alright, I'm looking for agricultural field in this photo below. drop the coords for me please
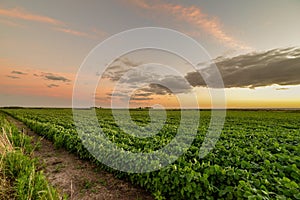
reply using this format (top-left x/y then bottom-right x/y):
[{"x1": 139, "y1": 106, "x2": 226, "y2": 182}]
[
  {"x1": 1, "y1": 108, "x2": 299, "y2": 199},
  {"x1": 0, "y1": 112, "x2": 61, "y2": 199}
]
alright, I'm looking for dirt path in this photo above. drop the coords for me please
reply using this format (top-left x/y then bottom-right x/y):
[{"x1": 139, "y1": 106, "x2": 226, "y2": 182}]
[{"x1": 6, "y1": 116, "x2": 154, "y2": 200}]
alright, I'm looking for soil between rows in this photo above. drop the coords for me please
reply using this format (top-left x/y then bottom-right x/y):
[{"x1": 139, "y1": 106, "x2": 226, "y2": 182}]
[{"x1": 6, "y1": 115, "x2": 154, "y2": 200}]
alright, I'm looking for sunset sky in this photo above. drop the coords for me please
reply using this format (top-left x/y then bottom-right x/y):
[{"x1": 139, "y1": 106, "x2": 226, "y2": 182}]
[{"x1": 1, "y1": 0, "x2": 300, "y2": 108}]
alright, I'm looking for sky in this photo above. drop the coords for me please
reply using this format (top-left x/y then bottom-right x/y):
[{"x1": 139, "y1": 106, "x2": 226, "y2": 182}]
[{"x1": 1, "y1": 0, "x2": 300, "y2": 108}]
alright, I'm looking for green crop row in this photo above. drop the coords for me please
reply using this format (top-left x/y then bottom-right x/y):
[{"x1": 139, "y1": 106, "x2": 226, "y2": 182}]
[
  {"x1": 2, "y1": 108, "x2": 300, "y2": 199},
  {"x1": 0, "y1": 112, "x2": 61, "y2": 200}
]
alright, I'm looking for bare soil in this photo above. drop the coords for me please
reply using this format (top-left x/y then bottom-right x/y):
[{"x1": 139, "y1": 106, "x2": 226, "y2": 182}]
[{"x1": 7, "y1": 116, "x2": 154, "y2": 200}]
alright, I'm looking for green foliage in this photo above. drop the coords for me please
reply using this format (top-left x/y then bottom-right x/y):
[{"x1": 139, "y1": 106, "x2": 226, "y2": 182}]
[
  {"x1": 4, "y1": 152, "x2": 59, "y2": 200},
  {"x1": 2, "y1": 108, "x2": 300, "y2": 199},
  {"x1": 0, "y1": 112, "x2": 61, "y2": 200}
]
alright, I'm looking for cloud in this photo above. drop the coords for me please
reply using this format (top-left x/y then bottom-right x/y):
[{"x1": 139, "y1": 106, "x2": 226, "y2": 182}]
[
  {"x1": 275, "y1": 88, "x2": 289, "y2": 91},
  {"x1": 130, "y1": 97, "x2": 153, "y2": 101},
  {"x1": 119, "y1": 70, "x2": 161, "y2": 84},
  {"x1": 133, "y1": 92, "x2": 153, "y2": 97},
  {"x1": 140, "y1": 83, "x2": 172, "y2": 95},
  {"x1": 159, "y1": 75, "x2": 192, "y2": 93},
  {"x1": 47, "y1": 84, "x2": 59, "y2": 88},
  {"x1": 54, "y1": 27, "x2": 106, "y2": 39},
  {"x1": 127, "y1": 0, "x2": 251, "y2": 50},
  {"x1": 6, "y1": 75, "x2": 20, "y2": 79},
  {"x1": 105, "y1": 91, "x2": 154, "y2": 101},
  {"x1": 54, "y1": 28, "x2": 91, "y2": 37},
  {"x1": 107, "y1": 92, "x2": 128, "y2": 97},
  {"x1": 104, "y1": 75, "x2": 191, "y2": 102},
  {"x1": 0, "y1": 6, "x2": 106, "y2": 39},
  {"x1": 185, "y1": 47, "x2": 300, "y2": 88},
  {"x1": 0, "y1": 7, "x2": 64, "y2": 25},
  {"x1": 11, "y1": 70, "x2": 27, "y2": 75},
  {"x1": 126, "y1": 75, "x2": 192, "y2": 95},
  {"x1": 102, "y1": 47, "x2": 300, "y2": 98},
  {"x1": 104, "y1": 57, "x2": 192, "y2": 97},
  {"x1": 119, "y1": 57, "x2": 142, "y2": 67},
  {"x1": 43, "y1": 73, "x2": 71, "y2": 82},
  {"x1": 102, "y1": 57, "x2": 142, "y2": 81},
  {"x1": 107, "y1": 91, "x2": 154, "y2": 101},
  {"x1": 103, "y1": 67, "x2": 128, "y2": 81}
]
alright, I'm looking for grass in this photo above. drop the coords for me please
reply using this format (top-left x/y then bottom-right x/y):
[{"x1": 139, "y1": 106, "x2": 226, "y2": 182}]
[
  {"x1": 97, "y1": 178, "x2": 107, "y2": 186},
  {"x1": 0, "y1": 128, "x2": 14, "y2": 199},
  {"x1": 53, "y1": 163, "x2": 65, "y2": 173},
  {"x1": 0, "y1": 113, "x2": 62, "y2": 200},
  {"x1": 83, "y1": 180, "x2": 94, "y2": 189}
]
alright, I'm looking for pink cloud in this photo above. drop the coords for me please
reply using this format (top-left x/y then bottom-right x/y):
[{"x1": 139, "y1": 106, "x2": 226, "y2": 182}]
[
  {"x1": 0, "y1": 6, "x2": 107, "y2": 39},
  {"x1": 54, "y1": 27, "x2": 107, "y2": 39},
  {"x1": 54, "y1": 27, "x2": 92, "y2": 38},
  {"x1": 127, "y1": 0, "x2": 252, "y2": 50},
  {"x1": 0, "y1": 7, "x2": 64, "y2": 25}
]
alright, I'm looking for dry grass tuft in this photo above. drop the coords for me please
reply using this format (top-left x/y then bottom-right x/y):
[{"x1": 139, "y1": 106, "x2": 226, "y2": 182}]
[
  {"x1": 0, "y1": 127, "x2": 14, "y2": 155},
  {"x1": 0, "y1": 128, "x2": 15, "y2": 199}
]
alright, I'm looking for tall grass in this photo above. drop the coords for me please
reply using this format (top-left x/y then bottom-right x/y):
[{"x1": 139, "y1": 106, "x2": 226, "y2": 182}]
[
  {"x1": 0, "y1": 114, "x2": 62, "y2": 200},
  {"x1": 0, "y1": 127, "x2": 14, "y2": 199}
]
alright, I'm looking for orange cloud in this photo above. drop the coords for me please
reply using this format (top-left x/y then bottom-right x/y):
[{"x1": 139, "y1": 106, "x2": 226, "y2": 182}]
[
  {"x1": 127, "y1": 0, "x2": 252, "y2": 50},
  {"x1": 54, "y1": 27, "x2": 92, "y2": 38},
  {"x1": 54, "y1": 27, "x2": 107, "y2": 39},
  {"x1": 127, "y1": 0, "x2": 151, "y2": 9},
  {"x1": 0, "y1": 6, "x2": 107, "y2": 39},
  {"x1": 0, "y1": 7, "x2": 64, "y2": 25}
]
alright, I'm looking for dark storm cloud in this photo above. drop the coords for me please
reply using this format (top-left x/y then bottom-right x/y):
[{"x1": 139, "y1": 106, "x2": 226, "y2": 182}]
[
  {"x1": 11, "y1": 70, "x2": 27, "y2": 75},
  {"x1": 44, "y1": 73, "x2": 71, "y2": 82},
  {"x1": 186, "y1": 47, "x2": 300, "y2": 88}
]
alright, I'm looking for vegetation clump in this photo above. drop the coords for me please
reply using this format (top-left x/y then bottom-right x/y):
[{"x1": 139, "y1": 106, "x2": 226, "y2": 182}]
[{"x1": 0, "y1": 113, "x2": 61, "y2": 200}]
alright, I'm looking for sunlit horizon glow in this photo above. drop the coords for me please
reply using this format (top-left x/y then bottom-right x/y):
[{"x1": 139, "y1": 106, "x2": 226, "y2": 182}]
[{"x1": 1, "y1": 0, "x2": 299, "y2": 108}]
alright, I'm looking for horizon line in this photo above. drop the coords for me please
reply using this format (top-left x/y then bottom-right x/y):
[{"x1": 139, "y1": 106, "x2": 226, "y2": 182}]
[{"x1": 1, "y1": 106, "x2": 300, "y2": 111}]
